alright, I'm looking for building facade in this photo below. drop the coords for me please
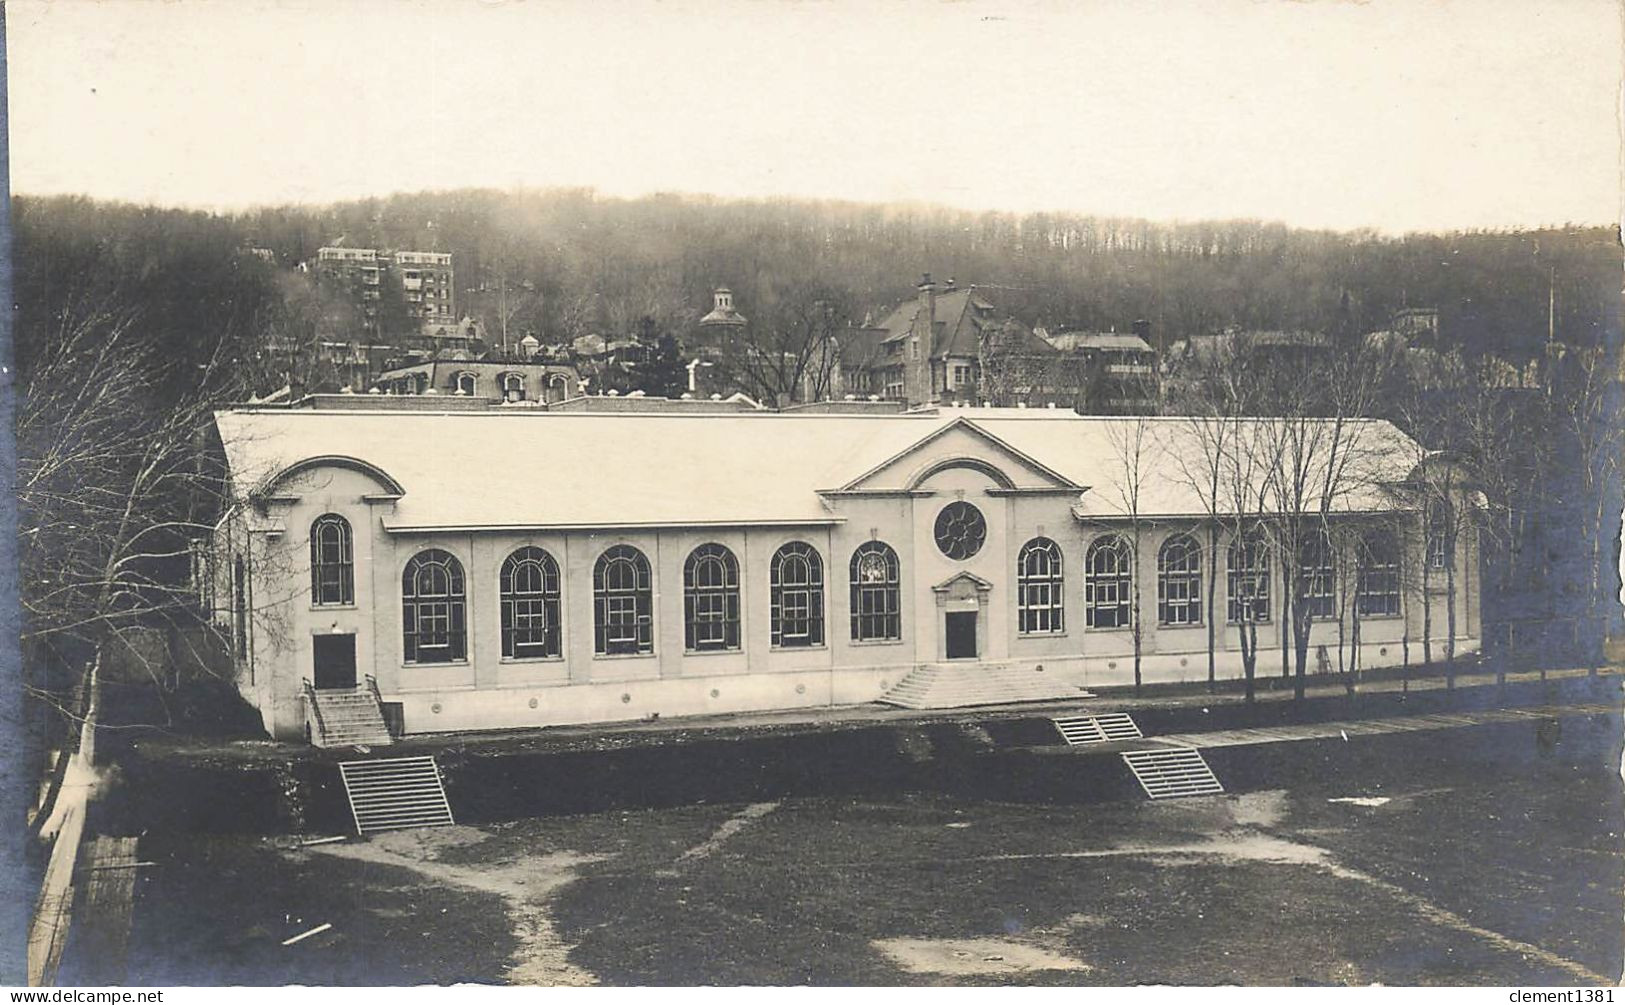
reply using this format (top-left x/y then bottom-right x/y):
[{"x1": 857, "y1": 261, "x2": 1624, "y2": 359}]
[
  {"x1": 372, "y1": 358, "x2": 580, "y2": 403},
  {"x1": 211, "y1": 407, "x2": 1481, "y2": 741},
  {"x1": 394, "y1": 251, "x2": 456, "y2": 326},
  {"x1": 315, "y1": 246, "x2": 456, "y2": 335}
]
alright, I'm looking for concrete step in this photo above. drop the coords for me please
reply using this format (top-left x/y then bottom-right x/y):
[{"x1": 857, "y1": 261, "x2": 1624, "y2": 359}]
[
  {"x1": 311, "y1": 688, "x2": 393, "y2": 749},
  {"x1": 879, "y1": 663, "x2": 1087, "y2": 709}
]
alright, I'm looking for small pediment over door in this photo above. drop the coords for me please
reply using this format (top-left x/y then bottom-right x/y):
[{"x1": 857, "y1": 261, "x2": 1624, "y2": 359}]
[{"x1": 931, "y1": 570, "x2": 994, "y2": 601}]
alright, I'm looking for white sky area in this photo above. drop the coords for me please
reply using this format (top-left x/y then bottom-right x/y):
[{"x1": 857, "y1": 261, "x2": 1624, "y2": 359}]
[{"x1": 7, "y1": 0, "x2": 1623, "y2": 233}]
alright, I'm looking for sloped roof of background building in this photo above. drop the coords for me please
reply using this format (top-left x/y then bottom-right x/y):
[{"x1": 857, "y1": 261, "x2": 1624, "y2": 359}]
[
  {"x1": 214, "y1": 408, "x2": 1423, "y2": 531},
  {"x1": 1044, "y1": 332, "x2": 1154, "y2": 353},
  {"x1": 870, "y1": 288, "x2": 1056, "y2": 360},
  {"x1": 871, "y1": 288, "x2": 991, "y2": 356}
]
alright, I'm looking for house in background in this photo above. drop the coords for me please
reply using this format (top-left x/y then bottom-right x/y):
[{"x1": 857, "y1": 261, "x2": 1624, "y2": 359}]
[
  {"x1": 1037, "y1": 325, "x2": 1160, "y2": 414},
  {"x1": 845, "y1": 276, "x2": 1160, "y2": 412},
  {"x1": 854, "y1": 276, "x2": 1047, "y2": 405}
]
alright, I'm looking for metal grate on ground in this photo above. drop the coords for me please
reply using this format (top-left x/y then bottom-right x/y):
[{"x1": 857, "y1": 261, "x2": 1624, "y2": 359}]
[
  {"x1": 1121, "y1": 747, "x2": 1225, "y2": 799},
  {"x1": 338, "y1": 756, "x2": 455, "y2": 835},
  {"x1": 1053, "y1": 712, "x2": 1143, "y2": 745}
]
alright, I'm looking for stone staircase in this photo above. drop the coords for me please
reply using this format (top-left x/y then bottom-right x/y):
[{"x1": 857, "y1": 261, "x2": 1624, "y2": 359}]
[
  {"x1": 879, "y1": 662, "x2": 1092, "y2": 710},
  {"x1": 306, "y1": 681, "x2": 393, "y2": 749}
]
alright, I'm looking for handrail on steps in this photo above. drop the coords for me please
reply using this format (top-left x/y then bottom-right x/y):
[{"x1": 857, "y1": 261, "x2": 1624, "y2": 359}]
[
  {"x1": 363, "y1": 673, "x2": 396, "y2": 739},
  {"x1": 301, "y1": 678, "x2": 328, "y2": 744}
]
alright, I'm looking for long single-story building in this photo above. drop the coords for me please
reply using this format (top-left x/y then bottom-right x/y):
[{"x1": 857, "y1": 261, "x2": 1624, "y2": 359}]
[{"x1": 209, "y1": 405, "x2": 1481, "y2": 742}]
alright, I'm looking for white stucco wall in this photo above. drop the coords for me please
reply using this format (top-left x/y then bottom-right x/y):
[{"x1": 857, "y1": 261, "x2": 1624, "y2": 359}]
[{"x1": 231, "y1": 448, "x2": 1482, "y2": 740}]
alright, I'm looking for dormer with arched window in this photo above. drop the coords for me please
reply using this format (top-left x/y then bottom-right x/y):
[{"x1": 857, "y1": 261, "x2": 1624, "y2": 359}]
[{"x1": 500, "y1": 372, "x2": 526, "y2": 402}]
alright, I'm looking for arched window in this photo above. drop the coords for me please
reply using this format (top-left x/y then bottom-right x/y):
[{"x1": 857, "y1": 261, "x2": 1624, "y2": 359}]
[
  {"x1": 1356, "y1": 529, "x2": 1402, "y2": 617},
  {"x1": 309, "y1": 514, "x2": 354, "y2": 606},
  {"x1": 402, "y1": 549, "x2": 466, "y2": 663},
  {"x1": 850, "y1": 542, "x2": 901, "y2": 642},
  {"x1": 1017, "y1": 537, "x2": 1064, "y2": 634},
  {"x1": 594, "y1": 545, "x2": 653, "y2": 655},
  {"x1": 771, "y1": 542, "x2": 824, "y2": 647},
  {"x1": 501, "y1": 372, "x2": 526, "y2": 402},
  {"x1": 548, "y1": 373, "x2": 571, "y2": 402},
  {"x1": 500, "y1": 547, "x2": 561, "y2": 659},
  {"x1": 1157, "y1": 534, "x2": 1203, "y2": 626},
  {"x1": 684, "y1": 544, "x2": 740, "y2": 652},
  {"x1": 454, "y1": 371, "x2": 477, "y2": 396},
  {"x1": 1297, "y1": 528, "x2": 1336, "y2": 620},
  {"x1": 1426, "y1": 500, "x2": 1453, "y2": 570},
  {"x1": 1085, "y1": 535, "x2": 1133, "y2": 629},
  {"x1": 1226, "y1": 530, "x2": 1272, "y2": 624}
]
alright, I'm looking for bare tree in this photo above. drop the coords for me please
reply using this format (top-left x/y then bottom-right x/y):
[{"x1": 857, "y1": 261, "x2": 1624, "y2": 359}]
[
  {"x1": 717, "y1": 284, "x2": 851, "y2": 406},
  {"x1": 978, "y1": 322, "x2": 1062, "y2": 406},
  {"x1": 1259, "y1": 349, "x2": 1389, "y2": 700},
  {"x1": 1101, "y1": 415, "x2": 1153, "y2": 692},
  {"x1": 1164, "y1": 412, "x2": 1234, "y2": 692},
  {"x1": 1219, "y1": 420, "x2": 1284, "y2": 703},
  {"x1": 1551, "y1": 342, "x2": 1623, "y2": 669},
  {"x1": 17, "y1": 292, "x2": 267, "y2": 726}
]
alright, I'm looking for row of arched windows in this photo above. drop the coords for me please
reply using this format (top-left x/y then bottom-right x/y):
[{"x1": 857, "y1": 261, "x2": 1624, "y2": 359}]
[
  {"x1": 1078, "y1": 529, "x2": 1405, "y2": 628},
  {"x1": 309, "y1": 517, "x2": 909, "y2": 664},
  {"x1": 1066, "y1": 529, "x2": 1407, "y2": 630},
  {"x1": 305, "y1": 516, "x2": 1412, "y2": 666}
]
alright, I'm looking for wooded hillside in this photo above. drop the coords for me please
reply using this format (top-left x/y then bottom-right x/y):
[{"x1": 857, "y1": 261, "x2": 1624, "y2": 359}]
[{"x1": 20, "y1": 190, "x2": 1614, "y2": 362}]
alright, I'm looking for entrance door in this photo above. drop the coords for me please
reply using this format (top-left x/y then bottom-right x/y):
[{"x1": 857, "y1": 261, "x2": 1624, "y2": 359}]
[
  {"x1": 945, "y1": 611, "x2": 978, "y2": 660},
  {"x1": 313, "y1": 634, "x2": 357, "y2": 690}
]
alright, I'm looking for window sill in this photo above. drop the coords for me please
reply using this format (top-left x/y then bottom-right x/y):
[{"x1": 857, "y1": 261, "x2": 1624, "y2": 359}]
[
  {"x1": 771, "y1": 644, "x2": 828, "y2": 652},
  {"x1": 1084, "y1": 626, "x2": 1133, "y2": 633},
  {"x1": 849, "y1": 638, "x2": 904, "y2": 647},
  {"x1": 1017, "y1": 631, "x2": 1068, "y2": 639},
  {"x1": 311, "y1": 604, "x2": 357, "y2": 612},
  {"x1": 499, "y1": 656, "x2": 565, "y2": 665},
  {"x1": 1158, "y1": 622, "x2": 1205, "y2": 630},
  {"x1": 1354, "y1": 613, "x2": 1405, "y2": 621},
  {"x1": 1225, "y1": 621, "x2": 1274, "y2": 627},
  {"x1": 684, "y1": 647, "x2": 743, "y2": 657},
  {"x1": 593, "y1": 651, "x2": 657, "y2": 660},
  {"x1": 401, "y1": 660, "x2": 470, "y2": 669}
]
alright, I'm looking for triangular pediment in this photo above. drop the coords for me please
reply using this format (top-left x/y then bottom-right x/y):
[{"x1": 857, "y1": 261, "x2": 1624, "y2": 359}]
[
  {"x1": 832, "y1": 417, "x2": 1083, "y2": 495},
  {"x1": 931, "y1": 570, "x2": 995, "y2": 594}
]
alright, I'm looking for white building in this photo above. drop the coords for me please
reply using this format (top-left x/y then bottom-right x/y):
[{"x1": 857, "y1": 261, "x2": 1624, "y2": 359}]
[{"x1": 209, "y1": 406, "x2": 1481, "y2": 743}]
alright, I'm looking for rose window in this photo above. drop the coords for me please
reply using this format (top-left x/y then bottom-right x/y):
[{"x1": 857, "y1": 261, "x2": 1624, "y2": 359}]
[{"x1": 933, "y1": 501, "x2": 987, "y2": 560}]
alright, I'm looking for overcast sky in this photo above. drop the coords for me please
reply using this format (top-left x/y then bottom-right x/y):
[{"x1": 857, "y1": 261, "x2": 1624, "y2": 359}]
[{"x1": 7, "y1": 0, "x2": 1622, "y2": 233}]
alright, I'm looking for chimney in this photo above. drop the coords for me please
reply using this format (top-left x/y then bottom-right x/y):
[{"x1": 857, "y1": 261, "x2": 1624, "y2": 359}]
[
  {"x1": 1132, "y1": 318, "x2": 1163, "y2": 358},
  {"x1": 917, "y1": 273, "x2": 938, "y2": 343},
  {"x1": 912, "y1": 274, "x2": 938, "y2": 405}
]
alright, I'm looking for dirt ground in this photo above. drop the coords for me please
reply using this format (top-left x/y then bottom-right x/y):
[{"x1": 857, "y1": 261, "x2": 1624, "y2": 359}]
[{"x1": 105, "y1": 710, "x2": 1624, "y2": 988}]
